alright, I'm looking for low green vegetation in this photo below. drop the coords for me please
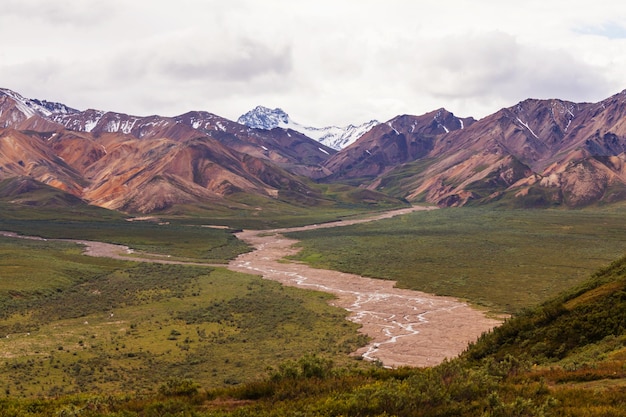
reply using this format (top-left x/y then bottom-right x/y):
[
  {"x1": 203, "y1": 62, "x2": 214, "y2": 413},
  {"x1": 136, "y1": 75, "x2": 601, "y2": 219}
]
[
  {"x1": 0, "y1": 236, "x2": 368, "y2": 398},
  {"x1": 0, "y1": 187, "x2": 250, "y2": 262},
  {"x1": 374, "y1": 157, "x2": 439, "y2": 198},
  {"x1": 167, "y1": 183, "x2": 408, "y2": 230},
  {"x1": 287, "y1": 207, "x2": 626, "y2": 312},
  {"x1": 0, "y1": 178, "x2": 407, "y2": 259},
  {"x1": 3, "y1": 254, "x2": 626, "y2": 415},
  {"x1": 0, "y1": 217, "x2": 249, "y2": 262},
  {"x1": 3, "y1": 181, "x2": 626, "y2": 414}
]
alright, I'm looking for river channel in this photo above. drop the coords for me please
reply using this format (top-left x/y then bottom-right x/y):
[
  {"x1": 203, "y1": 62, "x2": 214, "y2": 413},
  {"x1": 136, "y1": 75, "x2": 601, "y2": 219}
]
[{"x1": 1, "y1": 206, "x2": 501, "y2": 367}]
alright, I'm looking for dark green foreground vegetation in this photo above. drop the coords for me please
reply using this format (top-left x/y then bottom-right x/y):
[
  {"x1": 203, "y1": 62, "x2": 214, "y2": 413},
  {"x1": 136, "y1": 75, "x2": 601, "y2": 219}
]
[
  {"x1": 288, "y1": 207, "x2": 626, "y2": 313},
  {"x1": 0, "y1": 235, "x2": 368, "y2": 398},
  {"x1": 2, "y1": 253, "x2": 626, "y2": 415}
]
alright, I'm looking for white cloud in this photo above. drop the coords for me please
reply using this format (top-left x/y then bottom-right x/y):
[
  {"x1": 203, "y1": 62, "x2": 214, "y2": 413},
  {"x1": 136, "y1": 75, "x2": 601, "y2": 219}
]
[{"x1": 1, "y1": 1, "x2": 626, "y2": 126}]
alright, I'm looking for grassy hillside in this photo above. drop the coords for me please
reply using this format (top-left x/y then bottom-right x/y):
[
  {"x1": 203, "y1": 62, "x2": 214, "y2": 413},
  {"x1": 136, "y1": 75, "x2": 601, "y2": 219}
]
[
  {"x1": 286, "y1": 207, "x2": 626, "y2": 312},
  {"x1": 467, "y1": 255, "x2": 626, "y2": 365}
]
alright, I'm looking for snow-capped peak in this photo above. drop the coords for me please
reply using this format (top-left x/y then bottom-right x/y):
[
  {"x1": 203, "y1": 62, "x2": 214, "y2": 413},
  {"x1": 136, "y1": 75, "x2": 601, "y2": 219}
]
[
  {"x1": 237, "y1": 106, "x2": 290, "y2": 130},
  {"x1": 0, "y1": 88, "x2": 78, "y2": 118},
  {"x1": 237, "y1": 106, "x2": 379, "y2": 150}
]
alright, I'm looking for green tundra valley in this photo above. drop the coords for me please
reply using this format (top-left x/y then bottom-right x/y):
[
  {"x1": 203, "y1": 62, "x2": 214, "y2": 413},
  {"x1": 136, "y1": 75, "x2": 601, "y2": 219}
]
[
  {"x1": 2, "y1": 195, "x2": 626, "y2": 415},
  {"x1": 3, "y1": 83, "x2": 626, "y2": 416}
]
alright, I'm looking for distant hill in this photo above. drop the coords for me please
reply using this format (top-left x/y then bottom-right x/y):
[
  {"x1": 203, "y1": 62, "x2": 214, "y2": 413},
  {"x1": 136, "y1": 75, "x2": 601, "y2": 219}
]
[
  {"x1": 0, "y1": 176, "x2": 85, "y2": 207},
  {"x1": 0, "y1": 176, "x2": 125, "y2": 222}
]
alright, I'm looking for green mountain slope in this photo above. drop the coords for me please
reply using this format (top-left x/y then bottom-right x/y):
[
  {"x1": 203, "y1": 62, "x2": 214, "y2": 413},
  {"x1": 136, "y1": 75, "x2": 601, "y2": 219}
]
[
  {"x1": 0, "y1": 176, "x2": 124, "y2": 221},
  {"x1": 467, "y1": 254, "x2": 626, "y2": 366}
]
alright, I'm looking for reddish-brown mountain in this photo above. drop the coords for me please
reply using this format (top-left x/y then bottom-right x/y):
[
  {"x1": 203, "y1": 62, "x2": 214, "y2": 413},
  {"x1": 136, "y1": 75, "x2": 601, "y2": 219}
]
[
  {"x1": 50, "y1": 108, "x2": 335, "y2": 171},
  {"x1": 323, "y1": 109, "x2": 475, "y2": 179},
  {"x1": 0, "y1": 89, "x2": 341, "y2": 213},
  {"x1": 4, "y1": 86, "x2": 626, "y2": 211},
  {"x1": 173, "y1": 111, "x2": 334, "y2": 178},
  {"x1": 326, "y1": 91, "x2": 626, "y2": 207},
  {"x1": 0, "y1": 128, "x2": 86, "y2": 195}
]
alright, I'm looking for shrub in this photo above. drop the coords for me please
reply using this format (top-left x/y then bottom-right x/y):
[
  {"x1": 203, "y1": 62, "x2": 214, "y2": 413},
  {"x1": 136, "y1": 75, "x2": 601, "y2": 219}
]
[{"x1": 157, "y1": 378, "x2": 199, "y2": 397}]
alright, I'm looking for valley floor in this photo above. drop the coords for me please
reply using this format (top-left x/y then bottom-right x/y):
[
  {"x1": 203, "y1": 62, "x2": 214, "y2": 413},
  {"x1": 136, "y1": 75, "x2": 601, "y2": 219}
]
[
  {"x1": 227, "y1": 206, "x2": 501, "y2": 366},
  {"x1": 2, "y1": 206, "x2": 501, "y2": 367},
  {"x1": 229, "y1": 222, "x2": 501, "y2": 367}
]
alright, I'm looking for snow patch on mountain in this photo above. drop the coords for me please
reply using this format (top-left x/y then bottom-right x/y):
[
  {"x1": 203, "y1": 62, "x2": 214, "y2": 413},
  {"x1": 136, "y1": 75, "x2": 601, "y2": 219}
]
[
  {"x1": 30, "y1": 99, "x2": 78, "y2": 116},
  {"x1": 238, "y1": 106, "x2": 378, "y2": 150},
  {"x1": 52, "y1": 109, "x2": 105, "y2": 133},
  {"x1": 0, "y1": 88, "x2": 79, "y2": 118},
  {"x1": 105, "y1": 117, "x2": 139, "y2": 134}
]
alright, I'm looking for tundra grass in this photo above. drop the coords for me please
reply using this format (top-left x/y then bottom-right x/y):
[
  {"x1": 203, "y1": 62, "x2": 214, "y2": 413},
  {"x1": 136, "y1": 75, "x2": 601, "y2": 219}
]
[
  {"x1": 4, "y1": 248, "x2": 626, "y2": 415},
  {"x1": 286, "y1": 207, "x2": 626, "y2": 313},
  {"x1": 0, "y1": 190, "x2": 406, "y2": 260},
  {"x1": 167, "y1": 187, "x2": 408, "y2": 229},
  {"x1": 0, "y1": 215, "x2": 249, "y2": 262},
  {"x1": 0, "y1": 237, "x2": 367, "y2": 398},
  {"x1": 177, "y1": 206, "x2": 394, "y2": 230}
]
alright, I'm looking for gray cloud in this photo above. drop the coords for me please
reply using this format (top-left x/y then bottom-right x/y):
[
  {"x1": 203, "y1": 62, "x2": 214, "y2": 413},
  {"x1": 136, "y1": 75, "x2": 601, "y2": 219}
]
[
  {"x1": 397, "y1": 32, "x2": 613, "y2": 116},
  {"x1": 1, "y1": 1, "x2": 626, "y2": 125},
  {"x1": 158, "y1": 40, "x2": 292, "y2": 82}
]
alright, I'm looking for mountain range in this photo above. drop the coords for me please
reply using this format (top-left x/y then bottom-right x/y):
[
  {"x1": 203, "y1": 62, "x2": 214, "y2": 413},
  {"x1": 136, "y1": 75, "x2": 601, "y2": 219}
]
[
  {"x1": 2, "y1": 86, "x2": 626, "y2": 213},
  {"x1": 0, "y1": 88, "x2": 346, "y2": 214},
  {"x1": 339, "y1": 92, "x2": 626, "y2": 208}
]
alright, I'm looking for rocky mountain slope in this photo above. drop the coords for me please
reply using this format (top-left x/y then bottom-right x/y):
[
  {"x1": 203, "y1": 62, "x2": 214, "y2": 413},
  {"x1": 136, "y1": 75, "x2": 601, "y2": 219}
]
[
  {"x1": 0, "y1": 89, "x2": 342, "y2": 213},
  {"x1": 323, "y1": 108, "x2": 476, "y2": 179},
  {"x1": 4, "y1": 86, "x2": 626, "y2": 212},
  {"x1": 326, "y1": 91, "x2": 626, "y2": 208},
  {"x1": 238, "y1": 106, "x2": 379, "y2": 150},
  {"x1": 47, "y1": 106, "x2": 335, "y2": 175}
]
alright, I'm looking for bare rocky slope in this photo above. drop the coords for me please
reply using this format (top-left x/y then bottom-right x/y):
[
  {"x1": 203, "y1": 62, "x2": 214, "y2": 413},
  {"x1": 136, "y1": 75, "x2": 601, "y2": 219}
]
[
  {"x1": 323, "y1": 108, "x2": 476, "y2": 180},
  {"x1": 3, "y1": 87, "x2": 626, "y2": 212},
  {"x1": 325, "y1": 91, "x2": 626, "y2": 207},
  {"x1": 0, "y1": 89, "x2": 342, "y2": 213}
]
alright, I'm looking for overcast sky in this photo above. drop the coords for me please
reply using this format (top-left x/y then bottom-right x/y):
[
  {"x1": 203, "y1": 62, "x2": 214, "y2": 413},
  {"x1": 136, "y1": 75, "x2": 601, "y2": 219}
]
[{"x1": 2, "y1": 0, "x2": 626, "y2": 126}]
